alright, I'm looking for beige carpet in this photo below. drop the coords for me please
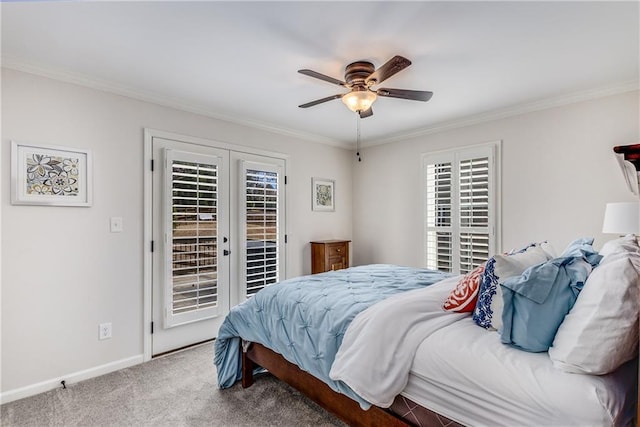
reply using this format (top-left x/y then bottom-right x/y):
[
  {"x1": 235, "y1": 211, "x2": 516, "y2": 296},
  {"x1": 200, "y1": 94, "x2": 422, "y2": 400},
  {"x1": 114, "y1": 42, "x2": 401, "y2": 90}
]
[{"x1": 1, "y1": 342, "x2": 345, "y2": 426}]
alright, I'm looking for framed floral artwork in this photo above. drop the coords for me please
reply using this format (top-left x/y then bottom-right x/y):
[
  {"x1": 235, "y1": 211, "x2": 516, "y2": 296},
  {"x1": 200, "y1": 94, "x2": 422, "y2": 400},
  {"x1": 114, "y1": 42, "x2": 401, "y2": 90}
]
[
  {"x1": 11, "y1": 141, "x2": 93, "y2": 207},
  {"x1": 312, "y1": 177, "x2": 335, "y2": 212}
]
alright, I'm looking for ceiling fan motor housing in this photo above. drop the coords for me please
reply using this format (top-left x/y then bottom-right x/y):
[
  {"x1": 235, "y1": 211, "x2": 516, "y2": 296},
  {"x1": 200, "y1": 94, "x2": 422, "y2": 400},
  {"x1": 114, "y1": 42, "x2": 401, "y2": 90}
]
[{"x1": 345, "y1": 61, "x2": 375, "y2": 86}]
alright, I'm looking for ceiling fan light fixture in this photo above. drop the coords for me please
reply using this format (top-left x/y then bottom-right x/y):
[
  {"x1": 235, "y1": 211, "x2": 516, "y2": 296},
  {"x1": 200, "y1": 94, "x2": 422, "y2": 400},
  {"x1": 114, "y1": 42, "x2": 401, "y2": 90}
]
[{"x1": 341, "y1": 89, "x2": 377, "y2": 113}]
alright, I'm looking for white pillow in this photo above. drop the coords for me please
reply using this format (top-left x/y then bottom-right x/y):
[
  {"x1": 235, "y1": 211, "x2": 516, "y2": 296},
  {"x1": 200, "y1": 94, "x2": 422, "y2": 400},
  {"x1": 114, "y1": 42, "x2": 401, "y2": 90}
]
[
  {"x1": 600, "y1": 234, "x2": 640, "y2": 257},
  {"x1": 539, "y1": 241, "x2": 557, "y2": 259},
  {"x1": 494, "y1": 245, "x2": 551, "y2": 277},
  {"x1": 549, "y1": 236, "x2": 640, "y2": 374}
]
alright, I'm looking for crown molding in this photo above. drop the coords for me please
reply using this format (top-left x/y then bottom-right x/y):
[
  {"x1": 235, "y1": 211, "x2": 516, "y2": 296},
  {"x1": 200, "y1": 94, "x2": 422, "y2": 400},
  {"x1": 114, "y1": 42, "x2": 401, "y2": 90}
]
[
  {"x1": 367, "y1": 79, "x2": 640, "y2": 147},
  {"x1": 1, "y1": 57, "x2": 347, "y2": 148},
  {"x1": 3, "y1": 57, "x2": 637, "y2": 150}
]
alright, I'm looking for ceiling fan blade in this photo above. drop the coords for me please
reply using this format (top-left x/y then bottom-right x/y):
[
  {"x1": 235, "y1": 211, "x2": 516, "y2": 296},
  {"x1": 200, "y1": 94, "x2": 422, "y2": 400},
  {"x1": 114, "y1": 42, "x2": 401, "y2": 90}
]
[
  {"x1": 359, "y1": 107, "x2": 373, "y2": 119},
  {"x1": 365, "y1": 55, "x2": 412, "y2": 85},
  {"x1": 298, "y1": 69, "x2": 347, "y2": 87},
  {"x1": 376, "y1": 88, "x2": 433, "y2": 102},
  {"x1": 298, "y1": 94, "x2": 343, "y2": 108}
]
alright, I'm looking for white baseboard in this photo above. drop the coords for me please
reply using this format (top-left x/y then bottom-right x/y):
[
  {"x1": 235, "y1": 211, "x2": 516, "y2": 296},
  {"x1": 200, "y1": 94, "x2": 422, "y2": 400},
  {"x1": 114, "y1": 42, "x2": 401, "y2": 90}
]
[{"x1": 0, "y1": 354, "x2": 144, "y2": 405}]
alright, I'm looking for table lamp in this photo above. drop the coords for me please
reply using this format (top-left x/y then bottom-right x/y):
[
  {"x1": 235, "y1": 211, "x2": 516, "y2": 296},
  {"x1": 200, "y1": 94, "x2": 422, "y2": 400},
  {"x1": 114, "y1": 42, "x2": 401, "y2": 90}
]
[{"x1": 602, "y1": 201, "x2": 640, "y2": 235}]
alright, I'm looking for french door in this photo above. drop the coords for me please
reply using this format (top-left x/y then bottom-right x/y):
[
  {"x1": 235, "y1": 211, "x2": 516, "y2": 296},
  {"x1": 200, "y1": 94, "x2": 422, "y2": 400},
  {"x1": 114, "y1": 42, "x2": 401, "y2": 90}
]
[{"x1": 150, "y1": 136, "x2": 285, "y2": 356}]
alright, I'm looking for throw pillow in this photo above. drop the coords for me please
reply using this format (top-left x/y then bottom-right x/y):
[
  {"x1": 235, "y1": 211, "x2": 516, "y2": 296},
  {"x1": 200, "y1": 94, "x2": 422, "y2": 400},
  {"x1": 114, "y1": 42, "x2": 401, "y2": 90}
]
[
  {"x1": 539, "y1": 241, "x2": 557, "y2": 259},
  {"x1": 442, "y1": 264, "x2": 485, "y2": 312}
]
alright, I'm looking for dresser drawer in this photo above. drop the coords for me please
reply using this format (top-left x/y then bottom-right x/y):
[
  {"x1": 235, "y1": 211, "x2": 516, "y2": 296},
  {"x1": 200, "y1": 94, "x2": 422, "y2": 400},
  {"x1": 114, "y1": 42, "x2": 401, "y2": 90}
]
[
  {"x1": 327, "y1": 243, "x2": 347, "y2": 258},
  {"x1": 328, "y1": 257, "x2": 345, "y2": 271}
]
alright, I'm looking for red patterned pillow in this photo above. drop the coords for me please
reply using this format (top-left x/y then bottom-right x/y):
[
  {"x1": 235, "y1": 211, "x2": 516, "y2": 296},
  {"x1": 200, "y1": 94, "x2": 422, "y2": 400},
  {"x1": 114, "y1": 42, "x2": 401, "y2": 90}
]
[{"x1": 442, "y1": 264, "x2": 485, "y2": 312}]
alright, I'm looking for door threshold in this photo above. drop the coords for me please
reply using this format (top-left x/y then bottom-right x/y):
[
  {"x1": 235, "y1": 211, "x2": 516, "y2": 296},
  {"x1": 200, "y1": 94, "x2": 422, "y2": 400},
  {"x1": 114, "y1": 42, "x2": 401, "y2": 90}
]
[{"x1": 152, "y1": 338, "x2": 216, "y2": 359}]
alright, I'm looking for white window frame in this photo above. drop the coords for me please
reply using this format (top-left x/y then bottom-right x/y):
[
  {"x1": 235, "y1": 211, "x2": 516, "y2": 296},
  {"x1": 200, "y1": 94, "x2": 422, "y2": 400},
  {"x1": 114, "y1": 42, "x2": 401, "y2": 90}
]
[{"x1": 421, "y1": 141, "x2": 501, "y2": 274}]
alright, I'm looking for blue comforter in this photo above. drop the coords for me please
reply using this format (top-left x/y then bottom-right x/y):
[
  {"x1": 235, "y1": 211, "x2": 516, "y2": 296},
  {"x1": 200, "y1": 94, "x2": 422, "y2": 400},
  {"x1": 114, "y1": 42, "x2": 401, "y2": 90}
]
[{"x1": 214, "y1": 264, "x2": 450, "y2": 407}]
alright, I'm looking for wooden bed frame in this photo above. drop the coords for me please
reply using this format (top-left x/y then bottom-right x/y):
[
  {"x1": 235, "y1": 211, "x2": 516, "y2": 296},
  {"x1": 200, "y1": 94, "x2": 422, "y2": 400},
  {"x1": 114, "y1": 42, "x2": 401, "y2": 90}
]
[{"x1": 241, "y1": 342, "x2": 410, "y2": 427}]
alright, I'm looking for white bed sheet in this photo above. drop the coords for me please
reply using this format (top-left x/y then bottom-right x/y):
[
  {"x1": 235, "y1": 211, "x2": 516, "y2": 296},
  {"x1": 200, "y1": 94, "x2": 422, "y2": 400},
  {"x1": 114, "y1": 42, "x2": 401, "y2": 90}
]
[{"x1": 403, "y1": 317, "x2": 638, "y2": 427}]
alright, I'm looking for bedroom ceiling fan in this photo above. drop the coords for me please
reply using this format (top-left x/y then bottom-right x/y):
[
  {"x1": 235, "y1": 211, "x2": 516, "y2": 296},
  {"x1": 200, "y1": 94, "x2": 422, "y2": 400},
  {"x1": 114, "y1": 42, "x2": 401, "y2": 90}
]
[{"x1": 298, "y1": 55, "x2": 433, "y2": 118}]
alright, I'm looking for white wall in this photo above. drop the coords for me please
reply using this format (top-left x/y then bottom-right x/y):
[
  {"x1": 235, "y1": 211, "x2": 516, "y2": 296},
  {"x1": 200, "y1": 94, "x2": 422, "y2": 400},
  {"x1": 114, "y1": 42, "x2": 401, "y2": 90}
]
[
  {"x1": 352, "y1": 90, "x2": 639, "y2": 266},
  {"x1": 2, "y1": 66, "x2": 638, "y2": 402},
  {"x1": 1, "y1": 68, "x2": 353, "y2": 396}
]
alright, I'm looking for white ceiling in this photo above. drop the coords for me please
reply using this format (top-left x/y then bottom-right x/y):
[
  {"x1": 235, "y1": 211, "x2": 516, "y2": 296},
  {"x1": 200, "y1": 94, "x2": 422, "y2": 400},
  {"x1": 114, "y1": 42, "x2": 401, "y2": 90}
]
[{"x1": 2, "y1": 1, "x2": 638, "y2": 147}]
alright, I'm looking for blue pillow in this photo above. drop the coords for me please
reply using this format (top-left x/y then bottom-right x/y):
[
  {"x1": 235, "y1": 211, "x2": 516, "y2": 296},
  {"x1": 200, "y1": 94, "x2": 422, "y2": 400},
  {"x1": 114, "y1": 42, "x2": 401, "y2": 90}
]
[
  {"x1": 561, "y1": 237, "x2": 601, "y2": 264},
  {"x1": 500, "y1": 242, "x2": 602, "y2": 353}
]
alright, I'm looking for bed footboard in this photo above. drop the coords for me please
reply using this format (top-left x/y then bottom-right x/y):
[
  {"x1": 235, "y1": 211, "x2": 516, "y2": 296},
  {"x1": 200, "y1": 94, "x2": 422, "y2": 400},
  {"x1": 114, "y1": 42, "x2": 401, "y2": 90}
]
[{"x1": 242, "y1": 342, "x2": 410, "y2": 427}]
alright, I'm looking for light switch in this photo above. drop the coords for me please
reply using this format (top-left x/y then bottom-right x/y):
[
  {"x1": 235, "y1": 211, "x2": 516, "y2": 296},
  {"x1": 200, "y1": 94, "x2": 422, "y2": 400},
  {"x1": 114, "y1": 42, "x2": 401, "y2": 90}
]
[{"x1": 110, "y1": 217, "x2": 123, "y2": 233}]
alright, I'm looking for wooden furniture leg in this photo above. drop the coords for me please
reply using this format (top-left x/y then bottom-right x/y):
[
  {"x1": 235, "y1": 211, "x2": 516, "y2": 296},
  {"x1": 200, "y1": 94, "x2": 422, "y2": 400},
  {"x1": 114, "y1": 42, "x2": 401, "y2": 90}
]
[{"x1": 241, "y1": 345, "x2": 256, "y2": 388}]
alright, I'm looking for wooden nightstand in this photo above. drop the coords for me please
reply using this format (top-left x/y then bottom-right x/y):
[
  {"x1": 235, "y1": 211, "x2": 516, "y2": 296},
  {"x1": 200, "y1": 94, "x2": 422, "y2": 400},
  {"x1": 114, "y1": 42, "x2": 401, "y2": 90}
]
[{"x1": 310, "y1": 240, "x2": 351, "y2": 274}]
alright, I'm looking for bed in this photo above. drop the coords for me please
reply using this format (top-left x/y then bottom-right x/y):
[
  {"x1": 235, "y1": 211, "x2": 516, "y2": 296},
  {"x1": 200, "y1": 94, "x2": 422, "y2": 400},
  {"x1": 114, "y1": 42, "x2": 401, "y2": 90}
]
[{"x1": 214, "y1": 237, "x2": 639, "y2": 426}]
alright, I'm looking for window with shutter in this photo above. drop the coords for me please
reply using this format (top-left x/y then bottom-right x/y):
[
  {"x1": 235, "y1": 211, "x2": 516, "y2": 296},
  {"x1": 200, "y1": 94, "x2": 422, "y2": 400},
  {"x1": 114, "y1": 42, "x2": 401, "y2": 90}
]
[
  {"x1": 425, "y1": 162, "x2": 453, "y2": 271},
  {"x1": 170, "y1": 159, "x2": 218, "y2": 313},
  {"x1": 423, "y1": 143, "x2": 499, "y2": 274},
  {"x1": 239, "y1": 159, "x2": 285, "y2": 301},
  {"x1": 459, "y1": 156, "x2": 490, "y2": 272},
  {"x1": 164, "y1": 149, "x2": 225, "y2": 327},
  {"x1": 244, "y1": 166, "x2": 279, "y2": 296}
]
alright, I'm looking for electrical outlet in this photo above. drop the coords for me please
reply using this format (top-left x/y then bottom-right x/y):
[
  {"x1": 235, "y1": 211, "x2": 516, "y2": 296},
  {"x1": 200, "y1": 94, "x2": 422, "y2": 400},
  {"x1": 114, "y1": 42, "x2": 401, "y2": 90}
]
[{"x1": 99, "y1": 323, "x2": 112, "y2": 340}]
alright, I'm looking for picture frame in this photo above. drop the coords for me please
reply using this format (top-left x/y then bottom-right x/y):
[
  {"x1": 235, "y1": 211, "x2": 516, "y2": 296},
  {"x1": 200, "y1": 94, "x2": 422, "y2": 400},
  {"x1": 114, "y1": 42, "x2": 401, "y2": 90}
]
[
  {"x1": 11, "y1": 141, "x2": 93, "y2": 207},
  {"x1": 312, "y1": 177, "x2": 335, "y2": 212}
]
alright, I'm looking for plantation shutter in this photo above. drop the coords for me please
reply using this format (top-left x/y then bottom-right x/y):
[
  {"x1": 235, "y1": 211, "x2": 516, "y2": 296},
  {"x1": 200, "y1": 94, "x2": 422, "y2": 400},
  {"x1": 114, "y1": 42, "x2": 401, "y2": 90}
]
[
  {"x1": 239, "y1": 160, "x2": 285, "y2": 300},
  {"x1": 163, "y1": 149, "x2": 224, "y2": 327},
  {"x1": 423, "y1": 144, "x2": 498, "y2": 274},
  {"x1": 425, "y1": 161, "x2": 453, "y2": 271},
  {"x1": 459, "y1": 156, "x2": 490, "y2": 272}
]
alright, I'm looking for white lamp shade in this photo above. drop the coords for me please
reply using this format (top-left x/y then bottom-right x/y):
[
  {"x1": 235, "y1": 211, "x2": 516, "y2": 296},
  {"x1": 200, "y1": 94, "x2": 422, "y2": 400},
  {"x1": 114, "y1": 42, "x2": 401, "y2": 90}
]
[{"x1": 602, "y1": 202, "x2": 640, "y2": 234}]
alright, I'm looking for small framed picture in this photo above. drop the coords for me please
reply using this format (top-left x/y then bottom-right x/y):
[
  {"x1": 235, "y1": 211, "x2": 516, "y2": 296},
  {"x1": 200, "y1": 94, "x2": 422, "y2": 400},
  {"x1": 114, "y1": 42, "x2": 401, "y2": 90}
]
[
  {"x1": 11, "y1": 141, "x2": 93, "y2": 207},
  {"x1": 312, "y1": 177, "x2": 335, "y2": 212}
]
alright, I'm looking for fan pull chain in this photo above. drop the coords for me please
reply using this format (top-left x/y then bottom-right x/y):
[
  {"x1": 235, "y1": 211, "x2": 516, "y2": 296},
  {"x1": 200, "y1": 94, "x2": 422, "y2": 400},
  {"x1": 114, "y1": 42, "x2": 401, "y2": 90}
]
[{"x1": 356, "y1": 114, "x2": 362, "y2": 162}]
